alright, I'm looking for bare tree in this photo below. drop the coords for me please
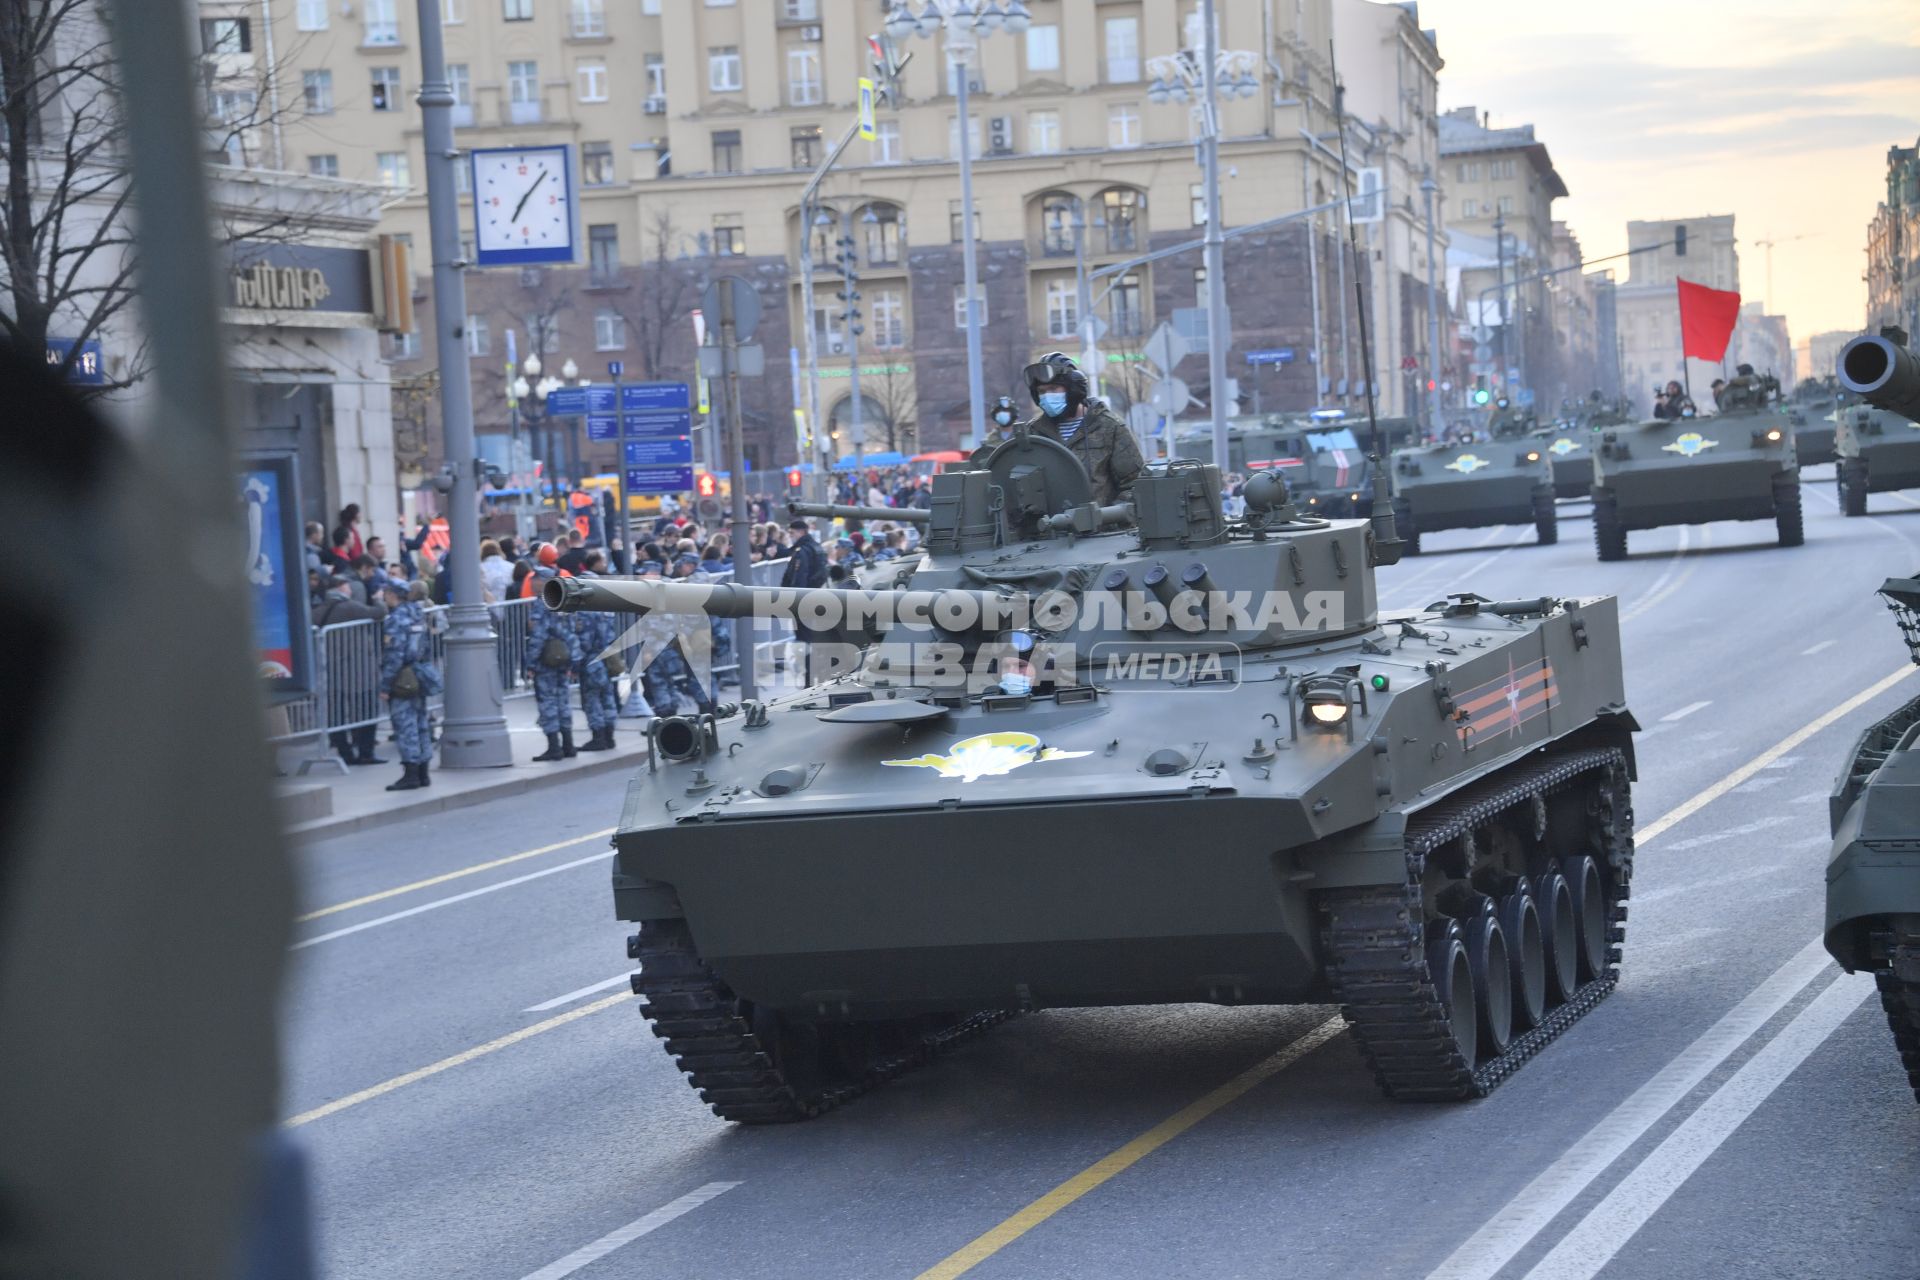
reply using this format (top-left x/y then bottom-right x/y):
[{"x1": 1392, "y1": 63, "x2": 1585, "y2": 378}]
[
  {"x1": 620, "y1": 206, "x2": 700, "y2": 380},
  {"x1": 863, "y1": 360, "x2": 917, "y2": 454}
]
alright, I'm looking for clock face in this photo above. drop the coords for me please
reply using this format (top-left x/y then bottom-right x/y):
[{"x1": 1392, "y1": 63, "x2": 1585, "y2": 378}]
[{"x1": 471, "y1": 145, "x2": 575, "y2": 264}]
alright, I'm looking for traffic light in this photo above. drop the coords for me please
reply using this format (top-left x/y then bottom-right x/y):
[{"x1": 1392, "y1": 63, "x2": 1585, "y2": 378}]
[
  {"x1": 786, "y1": 467, "x2": 803, "y2": 489},
  {"x1": 1472, "y1": 385, "x2": 1491, "y2": 406},
  {"x1": 696, "y1": 472, "x2": 717, "y2": 498}
]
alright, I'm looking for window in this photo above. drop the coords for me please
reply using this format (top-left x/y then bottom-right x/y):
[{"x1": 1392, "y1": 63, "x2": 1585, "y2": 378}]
[
  {"x1": 378, "y1": 151, "x2": 411, "y2": 190},
  {"x1": 576, "y1": 61, "x2": 607, "y2": 102},
  {"x1": 308, "y1": 154, "x2": 339, "y2": 177},
  {"x1": 713, "y1": 215, "x2": 744, "y2": 256},
  {"x1": 508, "y1": 60, "x2": 539, "y2": 122},
  {"x1": 791, "y1": 124, "x2": 822, "y2": 169},
  {"x1": 370, "y1": 67, "x2": 401, "y2": 112},
  {"x1": 712, "y1": 129, "x2": 741, "y2": 173},
  {"x1": 1105, "y1": 17, "x2": 1140, "y2": 83},
  {"x1": 302, "y1": 70, "x2": 333, "y2": 114},
  {"x1": 595, "y1": 309, "x2": 626, "y2": 351},
  {"x1": 363, "y1": 0, "x2": 398, "y2": 45},
  {"x1": 1110, "y1": 273, "x2": 1144, "y2": 337},
  {"x1": 870, "y1": 289, "x2": 905, "y2": 350},
  {"x1": 1191, "y1": 182, "x2": 1207, "y2": 226},
  {"x1": 448, "y1": 62, "x2": 471, "y2": 124},
  {"x1": 1193, "y1": 265, "x2": 1208, "y2": 307},
  {"x1": 782, "y1": 0, "x2": 819, "y2": 17},
  {"x1": 1498, "y1": 195, "x2": 1514, "y2": 214},
  {"x1": 1108, "y1": 104, "x2": 1140, "y2": 149},
  {"x1": 297, "y1": 0, "x2": 327, "y2": 31},
  {"x1": 1041, "y1": 194, "x2": 1075, "y2": 255},
  {"x1": 642, "y1": 0, "x2": 659, "y2": 11},
  {"x1": 1027, "y1": 109, "x2": 1060, "y2": 155},
  {"x1": 503, "y1": 0, "x2": 532, "y2": 19},
  {"x1": 589, "y1": 224, "x2": 620, "y2": 282},
  {"x1": 582, "y1": 141, "x2": 614, "y2": 185},
  {"x1": 1046, "y1": 279, "x2": 1077, "y2": 340},
  {"x1": 787, "y1": 47, "x2": 822, "y2": 106},
  {"x1": 809, "y1": 220, "x2": 834, "y2": 267},
  {"x1": 1103, "y1": 189, "x2": 1140, "y2": 252},
  {"x1": 947, "y1": 113, "x2": 980, "y2": 160},
  {"x1": 1025, "y1": 23, "x2": 1060, "y2": 72},
  {"x1": 864, "y1": 206, "x2": 901, "y2": 265},
  {"x1": 387, "y1": 330, "x2": 420, "y2": 360},
  {"x1": 644, "y1": 55, "x2": 666, "y2": 100},
  {"x1": 709, "y1": 47, "x2": 742, "y2": 93},
  {"x1": 454, "y1": 162, "x2": 470, "y2": 193},
  {"x1": 466, "y1": 314, "x2": 490, "y2": 357},
  {"x1": 200, "y1": 17, "x2": 250, "y2": 54},
  {"x1": 953, "y1": 284, "x2": 985, "y2": 329},
  {"x1": 870, "y1": 119, "x2": 901, "y2": 165},
  {"x1": 443, "y1": 0, "x2": 465, "y2": 22},
  {"x1": 1495, "y1": 158, "x2": 1516, "y2": 179},
  {"x1": 569, "y1": 0, "x2": 605, "y2": 37},
  {"x1": 1457, "y1": 161, "x2": 1480, "y2": 181},
  {"x1": 949, "y1": 198, "x2": 979, "y2": 243}
]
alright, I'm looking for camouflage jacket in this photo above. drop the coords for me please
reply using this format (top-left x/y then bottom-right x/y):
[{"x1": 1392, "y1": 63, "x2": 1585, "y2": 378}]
[{"x1": 1023, "y1": 400, "x2": 1146, "y2": 505}]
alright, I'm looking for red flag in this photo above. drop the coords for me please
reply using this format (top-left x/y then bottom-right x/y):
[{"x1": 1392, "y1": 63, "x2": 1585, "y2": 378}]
[{"x1": 1676, "y1": 278, "x2": 1741, "y2": 362}]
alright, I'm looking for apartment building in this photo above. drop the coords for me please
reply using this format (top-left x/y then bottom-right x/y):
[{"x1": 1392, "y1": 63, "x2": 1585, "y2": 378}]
[
  {"x1": 1613, "y1": 214, "x2": 1739, "y2": 415},
  {"x1": 264, "y1": 0, "x2": 1433, "y2": 469},
  {"x1": 1867, "y1": 139, "x2": 1919, "y2": 340}
]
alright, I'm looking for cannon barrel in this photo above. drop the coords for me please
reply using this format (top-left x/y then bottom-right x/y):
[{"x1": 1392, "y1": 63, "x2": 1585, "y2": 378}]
[
  {"x1": 788, "y1": 501, "x2": 932, "y2": 525},
  {"x1": 1042, "y1": 502, "x2": 1132, "y2": 534},
  {"x1": 543, "y1": 573, "x2": 1027, "y2": 629},
  {"x1": 1838, "y1": 333, "x2": 1920, "y2": 424}
]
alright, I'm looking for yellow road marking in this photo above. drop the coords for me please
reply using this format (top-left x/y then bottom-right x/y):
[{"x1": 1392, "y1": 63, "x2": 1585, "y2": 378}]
[
  {"x1": 1636, "y1": 662, "x2": 1915, "y2": 847},
  {"x1": 283, "y1": 993, "x2": 628, "y2": 1128},
  {"x1": 297, "y1": 827, "x2": 616, "y2": 922},
  {"x1": 912, "y1": 1017, "x2": 1347, "y2": 1280},
  {"x1": 913, "y1": 665, "x2": 1920, "y2": 1277}
]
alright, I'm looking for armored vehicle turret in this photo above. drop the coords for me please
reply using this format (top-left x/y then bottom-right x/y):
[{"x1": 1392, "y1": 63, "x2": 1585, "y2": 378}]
[
  {"x1": 556, "y1": 429, "x2": 1639, "y2": 1123},
  {"x1": 1389, "y1": 402, "x2": 1557, "y2": 554},
  {"x1": 1589, "y1": 376, "x2": 1801, "y2": 562},
  {"x1": 1835, "y1": 330, "x2": 1920, "y2": 516}
]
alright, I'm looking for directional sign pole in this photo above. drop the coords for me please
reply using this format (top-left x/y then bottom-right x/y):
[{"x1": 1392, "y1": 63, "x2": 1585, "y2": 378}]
[
  {"x1": 612, "y1": 371, "x2": 630, "y2": 568},
  {"x1": 718, "y1": 283, "x2": 757, "y2": 700}
]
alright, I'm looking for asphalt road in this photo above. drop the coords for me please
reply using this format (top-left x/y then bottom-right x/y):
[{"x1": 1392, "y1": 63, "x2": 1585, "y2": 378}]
[{"x1": 285, "y1": 469, "x2": 1920, "y2": 1280}]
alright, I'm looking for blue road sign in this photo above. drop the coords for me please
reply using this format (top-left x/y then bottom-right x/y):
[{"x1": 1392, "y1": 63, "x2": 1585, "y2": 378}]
[
  {"x1": 1245, "y1": 348, "x2": 1295, "y2": 366},
  {"x1": 620, "y1": 381, "x2": 692, "y2": 412},
  {"x1": 543, "y1": 384, "x2": 616, "y2": 416},
  {"x1": 624, "y1": 409, "x2": 694, "y2": 437},
  {"x1": 585, "y1": 414, "x2": 621, "y2": 442},
  {"x1": 607, "y1": 360, "x2": 624, "y2": 377},
  {"x1": 623, "y1": 436, "x2": 694, "y2": 467},
  {"x1": 47, "y1": 337, "x2": 106, "y2": 384},
  {"x1": 626, "y1": 465, "x2": 695, "y2": 494}
]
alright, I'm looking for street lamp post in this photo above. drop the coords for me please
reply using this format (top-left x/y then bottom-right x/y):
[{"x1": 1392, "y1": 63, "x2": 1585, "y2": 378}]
[
  {"x1": 411, "y1": 0, "x2": 510, "y2": 767},
  {"x1": 1420, "y1": 171, "x2": 1444, "y2": 431},
  {"x1": 886, "y1": 1, "x2": 1031, "y2": 446},
  {"x1": 512, "y1": 354, "x2": 582, "y2": 517},
  {"x1": 1147, "y1": 2, "x2": 1260, "y2": 472}
]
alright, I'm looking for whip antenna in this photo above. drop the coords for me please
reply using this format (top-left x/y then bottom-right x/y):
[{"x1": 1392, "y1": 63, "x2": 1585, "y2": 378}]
[{"x1": 1329, "y1": 42, "x2": 1382, "y2": 460}]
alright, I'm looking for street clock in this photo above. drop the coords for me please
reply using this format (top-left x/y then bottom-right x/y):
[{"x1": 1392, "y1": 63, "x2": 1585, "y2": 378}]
[{"x1": 470, "y1": 144, "x2": 576, "y2": 266}]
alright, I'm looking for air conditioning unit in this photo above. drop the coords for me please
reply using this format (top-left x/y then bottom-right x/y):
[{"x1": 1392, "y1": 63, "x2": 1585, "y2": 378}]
[
  {"x1": 799, "y1": 24, "x2": 823, "y2": 41},
  {"x1": 824, "y1": 334, "x2": 847, "y2": 355},
  {"x1": 643, "y1": 94, "x2": 667, "y2": 115},
  {"x1": 988, "y1": 116, "x2": 1012, "y2": 154}
]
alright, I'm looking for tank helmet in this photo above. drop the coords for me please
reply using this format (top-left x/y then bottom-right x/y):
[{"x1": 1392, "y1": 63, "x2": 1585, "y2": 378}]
[
  {"x1": 1024, "y1": 352, "x2": 1089, "y2": 406},
  {"x1": 990, "y1": 395, "x2": 1018, "y2": 427}
]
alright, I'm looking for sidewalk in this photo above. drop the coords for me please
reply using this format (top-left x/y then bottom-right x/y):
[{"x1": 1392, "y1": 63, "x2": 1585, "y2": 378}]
[{"x1": 276, "y1": 695, "x2": 655, "y2": 841}]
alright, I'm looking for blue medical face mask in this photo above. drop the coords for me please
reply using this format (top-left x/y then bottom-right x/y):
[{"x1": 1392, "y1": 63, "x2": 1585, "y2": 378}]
[{"x1": 1038, "y1": 391, "x2": 1069, "y2": 418}]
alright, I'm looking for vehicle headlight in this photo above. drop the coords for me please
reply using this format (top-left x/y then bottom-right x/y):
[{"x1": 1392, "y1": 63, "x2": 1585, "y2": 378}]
[{"x1": 1305, "y1": 689, "x2": 1350, "y2": 727}]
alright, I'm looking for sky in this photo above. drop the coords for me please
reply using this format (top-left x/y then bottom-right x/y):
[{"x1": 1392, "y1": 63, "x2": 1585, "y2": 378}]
[{"x1": 1416, "y1": 0, "x2": 1920, "y2": 345}]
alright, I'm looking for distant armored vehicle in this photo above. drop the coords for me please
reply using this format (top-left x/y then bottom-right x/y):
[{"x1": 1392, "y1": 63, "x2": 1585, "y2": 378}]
[
  {"x1": 1390, "y1": 404, "x2": 1556, "y2": 554},
  {"x1": 1787, "y1": 376, "x2": 1841, "y2": 467},
  {"x1": 1835, "y1": 330, "x2": 1920, "y2": 517},
  {"x1": 1589, "y1": 377, "x2": 1800, "y2": 561},
  {"x1": 552, "y1": 430, "x2": 1639, "y2": 1122}
]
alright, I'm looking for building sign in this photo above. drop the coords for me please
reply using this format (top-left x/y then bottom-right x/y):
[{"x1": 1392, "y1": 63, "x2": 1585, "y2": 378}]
[
  {"x1": 225, "y1": 243, "x2": 376, "y2": 318},
  {"x1": 46, "y1": 337, "x2": 106, "y2": 384}
]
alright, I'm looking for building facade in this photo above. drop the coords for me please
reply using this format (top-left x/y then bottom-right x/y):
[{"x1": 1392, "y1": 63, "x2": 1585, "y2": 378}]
[
  {"x1": 1803, "y1": 328, "x2": 1856, "y2": 383},
  {"x1": 1613, "y1": 214, "x2": 1739, "y2": 416},
  {"x1": 262, "y1": 0, "x2": 1453, "y2": 475},
  {"x1": 1867, "y1": 139, "x2": 1919, "y2": 339}
]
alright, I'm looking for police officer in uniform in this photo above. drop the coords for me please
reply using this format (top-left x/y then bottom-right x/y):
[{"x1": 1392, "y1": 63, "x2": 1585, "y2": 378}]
[
  {"x1": 1021, "y1": 352, "x2": 1145, "y2": 504},
  {"x1": 526, "y1": 558, "x2": 584, "y2": 761},
  {"x1": 379, "y1": 580, "x2": 441, "y2": 790},
  {"x1": 574, "y1": 553, "x2": 620, "y2": 751}
]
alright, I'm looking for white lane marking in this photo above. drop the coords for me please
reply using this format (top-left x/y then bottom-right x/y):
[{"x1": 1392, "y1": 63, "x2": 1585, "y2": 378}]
[
  {"x1": 1521, "y1": 974, "x2": 1872, "y2": 1280},
  {"x1": 1423, "y1": 937, "x2": 1835, "y2": 1280},
  {"x1": 292, "y1": 851, "x2": 609, "y2": 949},
  {"x1": 1660, "y1": 814, "x2": 1792, "y2": 853},
  {"x1": 1628, "y1": 864, "x2": 1782, "y2": 908},
  {"x1": 1660, "y1": 700, "x2": 1711, "y2": 723},
  {"x1": 1800, "y1": 639, "x2": 1836, "y2": 656},
  {"x1": 520, "y1": 1182, "x2": 742, "y2": 1280},
  {"x1": 1621, "y1": 525, "x2": 1703, "y2": 625},
  {"x1": 524, "y1": 973, "x2": 631, "y2": 1013}
]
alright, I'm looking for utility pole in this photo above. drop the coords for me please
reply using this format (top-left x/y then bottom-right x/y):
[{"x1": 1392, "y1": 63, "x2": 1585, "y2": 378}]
[
  {"x1": 838, "y1": 209, "x2": 866, "y2": 480},
  {"x1": 411, "y1": 0, "x2": 510, "y2": 768},
  {"x1": 1199, "y1": 0, "x2": 1231, "y2": 465},
  {"x1": 1421, "y1": 171, "x2": 1443, "y2": 431},
  {"x1": 1493, "y1": 211, "x2": 1509, "y2": 393},
  {"x1": 717, "y1": 284, "x2": 756, "y2": 701}
]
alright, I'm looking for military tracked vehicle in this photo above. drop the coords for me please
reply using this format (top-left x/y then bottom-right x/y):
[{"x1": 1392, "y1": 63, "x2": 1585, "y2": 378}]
[
  {"x1": 1787, "y1": 376, "x2": 1842, "y2": 468},
  {"x1": 551, "y1": 428, "x2": 1639, "y2": 1123},
  {"x1": 1589, "y1": 378, "x2": 1801, "y2": 562},
  {"x1": 1389, "y1": 406, "x2": 1557, "y2": 554},
  {"x1": 1835, "y1": 330, "x2": 1920, "y2": 517},
  {"x1": 1535, "y1": 425, "x2": 1596, "y2": 500}
]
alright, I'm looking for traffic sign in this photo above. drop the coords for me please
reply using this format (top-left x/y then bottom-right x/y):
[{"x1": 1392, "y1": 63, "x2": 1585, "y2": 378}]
[
  {"x1": 585, "y1": 414, "x2": 620, "y2": 442},
  {"x1": 1080, "y1": 315, "x2": 1109, "y2": 345},
  {"x1": 623, "y1": 436, "x2": 694, "y2": 467},
  {"x1": 620, "y1": 381, "x2": 691, "y2": 412},
  {"x1": 1245, "y1": 348, "x2": 1294, "y2": 366},
  {"x1": 1473, "y1": 344, "x2": 1493, "y2": 362},
  {"x1": 606, "y1": 359, "x2": 624, "y2": 377},
  {"x1": 1148, "y1": 376, "x2": 1192, "y2": 415},
  {"x1": 700, "y1": 276, "x2": 760, "y2": 342},
  {"x1": 858, "y1": 77, "x2": 877, "y2": 141},
  {"x1": 698, "y1": 343, "x2": 766, "y2": 378},
  {"x1": 1143, "y1": 323, "x2": 1190, "y2": 374},
  {"x1": 625, "y1": 410, "x2": 694, "y2": 437},
  {"x1": 626, "y1": 465, "x2": 696, "y2": 494},
  {"x1": 542, "y1": 384, "x2": 615, "y2": 416}
]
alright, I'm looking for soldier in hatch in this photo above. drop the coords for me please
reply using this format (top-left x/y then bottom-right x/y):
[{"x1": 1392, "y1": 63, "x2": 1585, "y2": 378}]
[{"x1": 1021, "y1": 352, "x2": 1145, "y2": 505}]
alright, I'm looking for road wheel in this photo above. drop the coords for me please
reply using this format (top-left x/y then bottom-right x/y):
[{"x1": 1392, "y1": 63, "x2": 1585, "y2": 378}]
[
  {"x1": 1592, "y1": 494, "x2": 1627, "y2": 562},
  {"x1": 1464, "y1": 909, "x2": 1514, "y2": 1059},
  {"x1": 1499, "y1": 881, "x2": 1548, "y2": 1032},
  {"x1": 1425, "y1": 920, "x2": 1478, "y2": 1073},
  {"x1": 1774, "y1": 475, "x2": 1805, "y2": 547},
  {"x1": 1563, "y1": 853, "x2": 1611, "y2": 983},
  {"x1": 1393, "y1": 497, "x2": 1421, "y2": 556},
  {"x1": 1532, "y1": 488, "x2": 1558, "y2": 546},
  {"x1": 1840, "y1": 459, "x2": 1868, "y2": 517}
]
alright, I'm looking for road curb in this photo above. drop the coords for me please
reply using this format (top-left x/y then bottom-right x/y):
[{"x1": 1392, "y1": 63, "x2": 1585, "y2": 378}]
[{"x1": 283, "y1": 745, "x2": 647, "y2": 841}]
